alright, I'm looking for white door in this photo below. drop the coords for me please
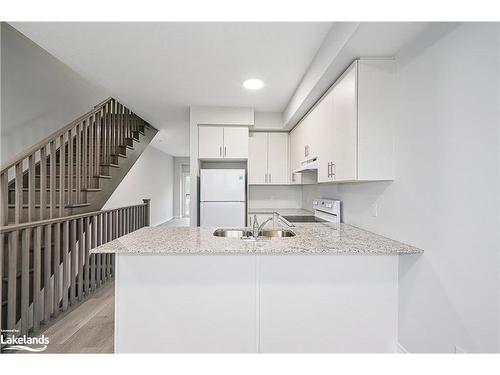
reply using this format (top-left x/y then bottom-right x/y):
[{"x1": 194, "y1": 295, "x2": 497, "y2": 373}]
[
  {"x1": 248, "y1": 132, "x2": 268, "y2": 184},
  {"x1": 223, "y1": 127, "x2": 248, "y2": 159},
  {"x1": 332, "y1": 63, "x2": 357, "y2": 181},
  {"x1": 267, "y1": 133, "x2": 288, "y2": 184},
  {"x1": 200, "y1": 169, "x2": 246, "y2": 202},
  {"x1": 199, "y1": 126, "x2": 224, "y2": 159},
  {"x1": 200, "y1": 202, "x2": 246, "y2": 227}
]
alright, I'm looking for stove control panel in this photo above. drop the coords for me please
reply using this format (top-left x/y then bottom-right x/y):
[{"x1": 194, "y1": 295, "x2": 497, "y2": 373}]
[{"x1": 313, "y1": 198, "x2": 341, "y2": 223}]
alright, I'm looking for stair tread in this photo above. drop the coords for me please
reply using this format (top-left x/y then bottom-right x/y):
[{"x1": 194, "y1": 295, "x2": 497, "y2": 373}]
[
  {"x1": 110, "y1": 153, "x2": 127, "y2": 158},
  {"x1": 101, "y1": 163, "x2": 120, "y2": 168},
  {"x1": 97, "y1": 175, "x2": 112, "y2": 179}
]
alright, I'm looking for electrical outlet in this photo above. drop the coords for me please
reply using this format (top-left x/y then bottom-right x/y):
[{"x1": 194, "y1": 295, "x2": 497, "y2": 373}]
[
  {"x1": 454, "y1": 345, "x2": 466, "y2": 354},
  {"x1": 371, "y1": 203, "x2": 378, "y2": 217}
]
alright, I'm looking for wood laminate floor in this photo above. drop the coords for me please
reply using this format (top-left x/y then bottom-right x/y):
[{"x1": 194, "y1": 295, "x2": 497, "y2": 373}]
[{"x1": 37, "y1": 281, "x2": 115, "y2": 354}]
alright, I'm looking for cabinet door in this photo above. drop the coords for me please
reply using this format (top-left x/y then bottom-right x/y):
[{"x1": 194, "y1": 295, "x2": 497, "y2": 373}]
[
  {"x1": 248, "y1": 132, "x2": 268, "y2": 184},
  {"x1": 199, "y1": 126, "x2": 224, "y2": 159},
  {"x1": 316, "y1": 89, "x2": 335, "y2": 183},
  {"x1": 223, "y1": 127, "x2": 249, "y2": 159},
  {"x1": 288, "y1": 124, "x2": 303, "y2": 184},
  {"x1": 267, "y1": 133, "x2": 288, "y2": 184},
  {"x1": 332, "y1": 64, "x2": 357, "y2": 181}
]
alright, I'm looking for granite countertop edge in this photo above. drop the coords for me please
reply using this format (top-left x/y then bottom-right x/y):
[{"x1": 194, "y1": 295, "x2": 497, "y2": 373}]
[{"x1": 90, "y1": 223, "x2": 424, "y2": 256}]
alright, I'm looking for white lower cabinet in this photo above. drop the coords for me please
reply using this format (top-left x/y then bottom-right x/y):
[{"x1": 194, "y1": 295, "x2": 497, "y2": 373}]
[
  {"x1": 248, "y1": 132, "x2": 288, "y2": 184},
  {"x1": 115, "y1": 254, "x2": 398, "y2": 353}
]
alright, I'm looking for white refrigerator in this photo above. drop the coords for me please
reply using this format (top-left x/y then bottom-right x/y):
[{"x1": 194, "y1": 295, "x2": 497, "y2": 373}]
[{"x1": 199, "y1": 169, "x2": 246, "y2": 227}]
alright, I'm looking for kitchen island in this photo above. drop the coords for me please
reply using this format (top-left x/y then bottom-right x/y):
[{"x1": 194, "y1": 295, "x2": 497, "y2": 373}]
[{"x1": 92, "y1": 223, "x2": 422, "y2": 353}]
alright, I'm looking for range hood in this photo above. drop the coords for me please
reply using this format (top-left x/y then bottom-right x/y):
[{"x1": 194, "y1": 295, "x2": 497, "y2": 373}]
[{"x1": 293, "y1": 157, "x2": 319, "y2": 173}]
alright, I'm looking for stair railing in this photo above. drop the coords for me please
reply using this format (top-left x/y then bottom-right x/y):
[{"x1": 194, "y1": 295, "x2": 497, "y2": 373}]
[
  {"x1": 0, "y1": 199, "x2": 151, "y2": 341},
  {"x1": 0, "y1": 97, "x2": 152, "y2": 225}
]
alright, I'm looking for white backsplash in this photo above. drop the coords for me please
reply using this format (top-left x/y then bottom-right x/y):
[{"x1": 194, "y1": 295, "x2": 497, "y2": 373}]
[{"x1": 248, "y1": 185, "x2": 302, "y2": 209}]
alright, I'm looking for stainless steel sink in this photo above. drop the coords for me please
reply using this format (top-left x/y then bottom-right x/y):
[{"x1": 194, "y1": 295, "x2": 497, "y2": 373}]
[
  {"x1": 213, "y1": 228, "x2": 296, "y2": 239},
  {"x1": 260, "y1": 229, "x2": 296, "y2": 238},
  {"x1": 213, "y1": 229, "x2": 252, "y2": 238}
]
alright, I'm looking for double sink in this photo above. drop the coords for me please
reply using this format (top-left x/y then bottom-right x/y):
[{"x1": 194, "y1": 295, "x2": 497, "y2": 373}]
[{"x1": 213, "y1": 228, "x2": 296, "y2": 239}]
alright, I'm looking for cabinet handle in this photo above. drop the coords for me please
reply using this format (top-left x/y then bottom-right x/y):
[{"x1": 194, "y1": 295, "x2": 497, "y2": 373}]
[
  {"x1": 224, "y1": 146, "x2": 227, "y2": 157},
  {"x1": 219, "y1": 146, "x2": 222, "y2": 157},
  {"x1": 327, "y1": 162, "x2": 331, "y2": 178},
  {"x1": 269, "y1": 173, "x2": 271, "y2": 183},
  {"x1": 265, "y1": 174, "x2": 268, "y2": 183}
]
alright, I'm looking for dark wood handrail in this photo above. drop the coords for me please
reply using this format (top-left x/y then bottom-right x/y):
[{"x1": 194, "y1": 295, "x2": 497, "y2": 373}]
[
  {"x1": 0, "y1": 97, "x2": 113, "y2": 173},
  {"x1": 0, "y1": 200, "x2": 149, "y2": 234}
]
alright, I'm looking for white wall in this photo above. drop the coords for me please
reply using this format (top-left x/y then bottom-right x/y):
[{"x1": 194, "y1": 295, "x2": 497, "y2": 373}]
[
  {"x1": 0, "y1": 23, "x2": 107, "y2": 164},
  {"x1": 103, "y1": 145, "x2": 174, "y2": 227},
  {"x1": 248, "y1": 185, "x2": 302, "y2": 209},
  {"x1": 303, "y1": 23, "x2": 500, "y2": 353},
  {"x1": 173, "y1": 156, "x2": 190, "y2": 218}
]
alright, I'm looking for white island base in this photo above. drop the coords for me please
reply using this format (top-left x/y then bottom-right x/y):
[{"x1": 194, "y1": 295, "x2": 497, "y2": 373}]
[{"x1": 114, "y1": 254, "x2": 398, "y2": 353}]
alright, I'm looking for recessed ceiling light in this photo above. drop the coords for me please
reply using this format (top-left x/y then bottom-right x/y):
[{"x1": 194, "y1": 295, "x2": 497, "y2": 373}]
[{"x1": 243, "y1": 78, "x2": 264, "y2": 90}]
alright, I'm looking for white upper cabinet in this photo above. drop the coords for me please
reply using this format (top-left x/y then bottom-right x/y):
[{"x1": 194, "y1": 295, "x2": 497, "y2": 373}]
[
  {"x1": 198, "y1": 126, "x2": 249, "y2": 160},
  {"x1": 248, "y1": 132, "x2": 268, "y2": 184},
  {"x1": 198, "y1": 126, "x2": 224, "y2": 159},
  {"x1": 248, "y1": 132, "x2": 288, "y2": 185},
  {"x1": 223, "y1": 127, "x2": 249, "y2": 159},
  {"x1": 267, "y1": 133, "x2": 288, "y2": 184},
  {"x1": 301, "y1": 58, "x2": 395, "y2": 183}
]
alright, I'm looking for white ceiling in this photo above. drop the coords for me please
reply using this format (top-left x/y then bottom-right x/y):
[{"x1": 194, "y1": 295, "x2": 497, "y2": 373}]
[{"x1": 11, "y1": 22, "x2": 332, "y2": 156}]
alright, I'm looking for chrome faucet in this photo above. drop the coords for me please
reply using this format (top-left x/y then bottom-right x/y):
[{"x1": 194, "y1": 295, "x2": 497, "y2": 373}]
[{"x1": 252, "y1": 214, "x2": 273, "y2": 239}]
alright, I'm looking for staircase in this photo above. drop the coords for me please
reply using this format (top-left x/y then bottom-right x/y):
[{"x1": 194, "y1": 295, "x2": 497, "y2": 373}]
[{"x1": 0, "y1": 98, "x2": 157, "y2": 343}]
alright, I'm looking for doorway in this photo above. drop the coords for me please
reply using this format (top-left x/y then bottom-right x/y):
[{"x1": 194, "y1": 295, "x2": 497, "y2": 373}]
[{"x1": 181, "y1": 170, "x2": 190, "y2": 217}]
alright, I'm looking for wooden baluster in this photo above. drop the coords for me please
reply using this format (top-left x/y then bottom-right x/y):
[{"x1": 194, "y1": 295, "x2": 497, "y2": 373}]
[
  {"x1": 0, "y1": 172, "x2": 6, "y2": 334},
  {"x1": 21, "y1": 228, "x2": 30, "y2": 335},
  {"x1": 43, "y1": 223, "x2": 52, "y2": 323},
  {"x1": 95, "y1": 110, "x2": 101, "y2": 180},
  {"x1": 28, "y1": 154, "x2": 35, "y2": 221},
  {"x1": 102, "y1": 212, "x2": 107, "y2": 282},
  {"x1": 59, "y1": 133, "x2": 66, "y2": 217},
  {"x1": 88, "y1": 114, "x2": 94, "y2": 190},
  {"x1": 50, "y1": 140, "x2": 56, "y2": 218},
  {"x1": 68, "y1": 128, "x2": 74, "y2": 205},
  {"x1": 84, "y1": 216, "x2": 90, "y2": 296},
  {"x1": 115, "y1": 100, "x2": 119, "y2": 154},
  {"x1": 70, "y1": 219, "x2": 76, "y2": 305},
  {"x1": 78, "y1": 218, "x2": 84, "y2": 301},
  {"x1": 82, "y1": 119, "x2": 88, "y2": 191},
  {"x1": 33, "y1": 226, "x2": 42, "y2": 331},
  {"x1": 15, "y1": 162, "x2": 23, "y2": 224},
  {"x1": 97, "y1": 213, "x2": 102, "y2": 288},
  {"x1": 117, "y1": 102, "x2": 121, "y2": 151},
  {"x1": 112, "y1": 99, "x2": 116, "y2": 155},
  {"x1": 106, "y1": 212, "x2": 112, "y2": 279},
  {"x1": 40, "y1": 147, "x2": 47, "y2": 220},
  {"x1": 76, "y1": 123, "x2": 82, "y2": 204},
  {"x1": 53, "y1": 222, "x2": 61, "y2": 318},
  {"x1": 91, "y1": 215, "x2": 97, "y2": 292},
  {"x1": 7, "y1": 231, "x2": 17, "y2": 331},
  {"x1": 62, "y1": 220, "x2": 69, "y2": 312}
]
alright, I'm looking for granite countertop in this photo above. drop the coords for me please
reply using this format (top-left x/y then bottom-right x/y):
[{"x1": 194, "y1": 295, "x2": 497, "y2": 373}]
[
  {"x1": 91, "y1": 223, "x2": 423, "y2": 256},
  {"x1": 248, "y1": 208, "x2": 314, "y2": 216}
]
